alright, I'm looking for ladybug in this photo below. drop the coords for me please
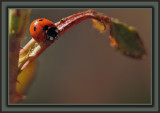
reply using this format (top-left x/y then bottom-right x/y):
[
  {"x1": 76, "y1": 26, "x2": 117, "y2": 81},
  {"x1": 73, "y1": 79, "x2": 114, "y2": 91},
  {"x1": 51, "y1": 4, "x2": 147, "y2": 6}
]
[{"x1": 29, "y1": 18, "x2": 58, "y2": 42}]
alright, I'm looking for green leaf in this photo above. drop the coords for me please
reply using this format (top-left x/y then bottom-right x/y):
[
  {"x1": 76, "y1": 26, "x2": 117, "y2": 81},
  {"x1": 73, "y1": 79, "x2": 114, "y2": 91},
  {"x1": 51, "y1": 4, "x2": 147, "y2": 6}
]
[{"x1": 110, "y1": 19, "x2": 146, "y2": 59}]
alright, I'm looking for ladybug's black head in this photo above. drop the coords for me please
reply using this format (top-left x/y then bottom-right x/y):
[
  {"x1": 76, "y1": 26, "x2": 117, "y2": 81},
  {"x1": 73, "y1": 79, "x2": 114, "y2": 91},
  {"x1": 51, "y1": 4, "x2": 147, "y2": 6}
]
[
  {"x1": 43, "y1": 26, "x2": 58, "y2": 41},
  {"x1": 47, "y1": 27, "x2": 58, "y2": 38}
]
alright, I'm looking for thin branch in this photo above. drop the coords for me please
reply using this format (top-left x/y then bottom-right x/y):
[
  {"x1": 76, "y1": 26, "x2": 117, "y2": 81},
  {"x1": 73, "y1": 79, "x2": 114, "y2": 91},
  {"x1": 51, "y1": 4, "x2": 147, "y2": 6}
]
[
  {"x1": 18, "y1": 9, "x2": 110, "y2": 75},
  {"x1": 9, "y1": 9, "x2": 31, "y2": 103}
]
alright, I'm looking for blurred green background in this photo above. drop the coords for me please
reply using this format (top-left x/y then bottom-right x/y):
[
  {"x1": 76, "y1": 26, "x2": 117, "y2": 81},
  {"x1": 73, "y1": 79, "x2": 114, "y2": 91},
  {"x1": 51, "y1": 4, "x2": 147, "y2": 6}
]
[{"x1": 20, "y1": 9, "x2": 151, "y2": 104}]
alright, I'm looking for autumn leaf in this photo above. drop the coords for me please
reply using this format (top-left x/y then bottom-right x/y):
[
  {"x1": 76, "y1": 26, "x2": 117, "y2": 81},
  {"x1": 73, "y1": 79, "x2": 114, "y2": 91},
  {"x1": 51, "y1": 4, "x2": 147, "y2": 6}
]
[
  {"x1": 92, "y1": 19, "x2": 110, "y2": 33},
  {"x1": 16, "y1": 51, "x2": 38, "y2": 94},
  {"x1": 92, "y1": 15, "x2": 146, "y2": 59},
  {"x1": 109, "y1": 18, "x2": 146, "y2": 59}
]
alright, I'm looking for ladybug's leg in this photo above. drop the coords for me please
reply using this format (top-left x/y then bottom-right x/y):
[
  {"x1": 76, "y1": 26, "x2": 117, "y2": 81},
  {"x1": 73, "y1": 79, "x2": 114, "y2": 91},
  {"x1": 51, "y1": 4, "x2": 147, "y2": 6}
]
[
  {"x1": 46, "y1": 35, "x2": 51, "y2": 40},
  {"x1": 54, "y1": 29, "x2": 59, "y2": 39}
]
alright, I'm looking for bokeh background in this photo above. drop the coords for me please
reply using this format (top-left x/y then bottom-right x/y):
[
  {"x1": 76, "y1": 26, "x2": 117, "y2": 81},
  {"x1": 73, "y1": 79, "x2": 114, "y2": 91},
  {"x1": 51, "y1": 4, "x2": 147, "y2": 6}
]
[{"x1": 20, "y1": 9, "x2": 151, "y2": 104}]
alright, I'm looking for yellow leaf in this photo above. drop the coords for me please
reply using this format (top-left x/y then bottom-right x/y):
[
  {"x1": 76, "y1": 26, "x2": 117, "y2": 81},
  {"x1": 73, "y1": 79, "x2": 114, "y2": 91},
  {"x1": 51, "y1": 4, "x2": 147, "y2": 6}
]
[
  {"x1": 16, "y1": 60, "x2": 37, "y2": 94},
  {"x1": 16, "y1": 57, "x2": 38, "y2": 94},
  {"x1": 92, "y1": 15, "x2": 110, "y2": 33}
]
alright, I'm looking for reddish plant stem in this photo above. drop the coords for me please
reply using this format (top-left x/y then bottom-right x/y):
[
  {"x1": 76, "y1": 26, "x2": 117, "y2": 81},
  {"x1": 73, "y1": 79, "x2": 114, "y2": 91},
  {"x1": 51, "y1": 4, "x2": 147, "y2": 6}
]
[
  {"x1": 10, "y1": 38, "x2": 20, "y2": 103},
  {"x1": 18, "y1": 9, "x2": 110, "y2": 75},
  {"x1": 10, "y1": 9, "x2": 31, "y2": 104},
  {"x1": 19, "y1": 40, "x2": 52, "y2": 74},
  {"x1": 56, "y1": 9, "x2": 107, "y2": 36},
  {"x1": 20, "y1": 38, "x2": 36, "y2": 55}
]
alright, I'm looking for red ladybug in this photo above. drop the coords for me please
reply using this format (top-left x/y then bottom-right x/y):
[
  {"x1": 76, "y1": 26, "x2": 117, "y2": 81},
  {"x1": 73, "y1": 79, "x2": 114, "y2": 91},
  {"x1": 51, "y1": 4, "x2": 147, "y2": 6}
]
[{"x1": 29, "y1": 18, "x2": 58, "y2": 42}]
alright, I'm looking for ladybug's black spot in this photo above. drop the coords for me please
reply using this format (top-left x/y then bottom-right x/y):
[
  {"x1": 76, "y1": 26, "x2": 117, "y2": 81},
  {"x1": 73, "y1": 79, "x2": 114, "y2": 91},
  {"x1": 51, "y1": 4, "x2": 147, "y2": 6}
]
[
  {"x1": 43, "y1": 25, "x2": 48, "y2": 31},
  {"x1": 37, "y1": 37, "x2": 39, "y2": 39},
  {"x1": 34, "y1": 27, "x2": 36, "y2": 31},
  {"x1": 39, "y1": 19, "x2": 43, "y2": 21}
]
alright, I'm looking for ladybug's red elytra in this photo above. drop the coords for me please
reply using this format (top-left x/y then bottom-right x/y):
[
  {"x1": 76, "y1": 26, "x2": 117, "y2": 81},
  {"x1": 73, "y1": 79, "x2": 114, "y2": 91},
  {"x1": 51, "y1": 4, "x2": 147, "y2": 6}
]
[{"x1": 29, "y1": 18, "x2": 58, "y2": 42}]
